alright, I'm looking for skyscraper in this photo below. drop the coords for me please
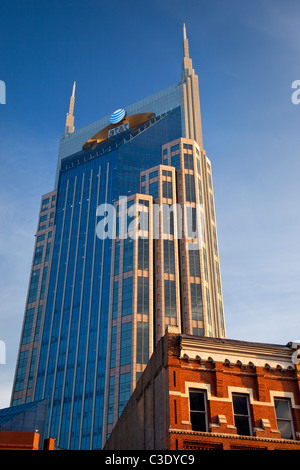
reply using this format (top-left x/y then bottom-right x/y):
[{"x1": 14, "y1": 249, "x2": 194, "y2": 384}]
[{"x1": 11, "y1": 25, "x2": 225, "y2": 449}]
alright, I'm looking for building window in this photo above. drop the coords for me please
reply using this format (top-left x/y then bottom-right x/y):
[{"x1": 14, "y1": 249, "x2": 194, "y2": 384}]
[
  {"x1": 27, "y1": 348, "x2": 37, "y2": 389},
  {"x1": 202, "y1": 248, "x2": 208, "y2": 281},
  {"x1": 137, "y1": 207, "x2": 148, "y2": 232},
  {"x1": 136, "y1": 322, "x2": 149, "y2": 364},
  {"x1": 44, "y1": 242, "x2": 51, "y2": 262},
  {"x1": 114, "y1": 241, "x2": 120, "y2": 275},
  {"x1": 188, "y1": 248, "x2": 200, "y2": 277},
  {"x1": 149, "y1": 170, "x2": 158, "y2": 179},
  {"x1": 39, "y1": 266, "x2": 48, "y2": 300},
  {"x1": 14, "y1": 350, "x2": 29, "y2": 392},
  {"x1": 210, "y1": 193, "x2": 215, "y2": 221},
  {"x1": 205, "y1": 287, "x2": 212, "y2": 324},
  {"x1": 274, "y1": 398, "x2": 294, "y2": 439},
  {"x1": 138, "y1": 238, "x2": 149, "y2": 271},
  {"x1": 212, "y1": 226, "x2": 218, "y2": 257},
  {"x1": 208, "y1": 172, "x2": 213, "y2": 190},
  {"x1": 21, "y1": 308, "x2": 35, "y2": 345},
  {"x1": 189, "y1": 390, "x2": 207, "y2": 431},
  {"x1": 34, "y1": 305, "x2": 43, "y2": 342},
  {"x1": 171, "y1": 154, "x2": 180, "y2": 170},
  {"x1": 137, "y1": 276, "x2": 149, "y2": 315},
  {"x1": 149, "y1": 181, "x2": 159, "y2": 200},
  {"x1": 164, "y1": 240, "x2": 175, "y2": 274},
  {"x1": 123, "y1": 238, "x2": 134, "y2": 272},
  {"x1": 112, "y1": 281, "x2": 119, "y2": 319},
  {"x1": 110, "y1": 326, "x2": 117, "y2": 368},
  {"x1": 107, "y1": 376, "x2": 115, "y2": 425},
  {"x1": 118, "y1": 372, "x2": 131, "y2": 417},
  {"x1": 28, "y1": 269, "x2": 40, "y2": 303},
  {"x1": 162, "y1": 180, "x2": 173, "y2": 199},
  {"x1": 127, "y1": 204, "x2": 135, "y2": 234},
  {"x1": 232, "y1": 394, "x2": 252, "y2": 436},
  {"x1": 184, "y1": 153, "x2": 194, "y2": 170},
  {"x1": 162, "y1": 204, "x2": 174, "y2": 235},
  {"x1": 185, "y1": 174, "x2": 196, "y2": 202},
  {"x1": 190, "y1": 283, "x2": 203, "y2": 322},
  {"x1": 122, "y1": 277, "x2": 133, "y2": 316},
  {"x1": 164, "y1": 279, "x2": 176, "y2": 318},
  {"x1": 120, "y1": 322, "x2": 132, "y2": 366},
  {"x1": 183, "y1": 143, "x2": 193, "y2": 150}
]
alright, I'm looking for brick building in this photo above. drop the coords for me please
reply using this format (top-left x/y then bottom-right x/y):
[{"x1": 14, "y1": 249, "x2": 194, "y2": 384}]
[
  {"x1": 0, "y1": 431, "x2": 55, "y2": 450},
  {"x1": 104, "y1": 330, "x2": 300, "y2": 450}
]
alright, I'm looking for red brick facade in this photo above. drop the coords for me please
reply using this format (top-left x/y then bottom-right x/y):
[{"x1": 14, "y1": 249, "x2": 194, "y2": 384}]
[
  {"x1": 168, "y1": 342, "x2": 300, "y2": 450},
  {"x1": 104, "y1": 332, "x2": 300, "y2": 451},
  {"x1": 168, "y1": 334, "x2": 300, "y2": 450},
  {"x1": 0, "y1": 431, "x2": 55, "y2": 450}
]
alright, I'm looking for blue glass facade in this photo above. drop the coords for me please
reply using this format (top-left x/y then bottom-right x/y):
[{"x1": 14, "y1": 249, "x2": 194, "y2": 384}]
[{"x1": 33, "y1": 107, "x2": 182, "y2": 449}]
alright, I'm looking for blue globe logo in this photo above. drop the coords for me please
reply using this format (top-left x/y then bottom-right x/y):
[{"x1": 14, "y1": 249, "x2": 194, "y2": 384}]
[{"x1": 110, "y1": 108, "x2": 126, "y2": 124}]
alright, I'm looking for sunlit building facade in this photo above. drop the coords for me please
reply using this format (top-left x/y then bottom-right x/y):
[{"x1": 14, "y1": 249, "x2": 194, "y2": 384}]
[{"x1": 11, "y1": 26, "x2": 226, "y2": 449}]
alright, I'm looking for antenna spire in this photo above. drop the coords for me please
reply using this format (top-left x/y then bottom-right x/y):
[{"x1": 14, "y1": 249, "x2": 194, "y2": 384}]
[
  {"x1": 65, "y1": 81, "x2": 76, "y2": 136},
  {"x1": 181, "y1": 24, "x2": 194, "y2": 80}
]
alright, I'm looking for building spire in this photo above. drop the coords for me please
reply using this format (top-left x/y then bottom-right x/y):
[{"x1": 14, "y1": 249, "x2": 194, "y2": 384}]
[
  {"x1": 64, "y1": 81, "x2": 76, "y2": 136},
  {"x1": 181, "y1": 23, "x2": 194, "y2": 81},
  {"x1": 183, "y1": 23, "x2": 189, "y2": 57}
]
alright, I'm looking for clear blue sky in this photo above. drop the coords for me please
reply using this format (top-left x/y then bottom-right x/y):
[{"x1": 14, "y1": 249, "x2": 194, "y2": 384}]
[{"x1": 1, "y1": 0, "x2": 300, "y2": 408}]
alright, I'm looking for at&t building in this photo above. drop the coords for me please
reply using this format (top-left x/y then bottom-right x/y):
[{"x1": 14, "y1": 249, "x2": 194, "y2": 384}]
[{"x1": 10, "y1": 26, "x2": 226, "y2": 449}]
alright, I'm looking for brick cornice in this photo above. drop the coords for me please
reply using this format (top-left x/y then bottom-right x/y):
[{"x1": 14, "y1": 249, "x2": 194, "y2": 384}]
[
  {"x1": 179, "y1": 335, "x2": 296, "y2": 371},
  {"x1": 169, "y1": 428, "x2": 300, "y2": 446}
]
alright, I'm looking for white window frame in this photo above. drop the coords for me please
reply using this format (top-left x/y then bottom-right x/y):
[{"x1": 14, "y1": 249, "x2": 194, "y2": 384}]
[
  {"x1": 232, "y1": 393, "x2": 252, "y2": 436},
  {"x1": 189, "y1": 388, "x2": 208, "y2": 432},
  {"x1": 274, "y1": 397, "x2": 295, "y2": 440}
]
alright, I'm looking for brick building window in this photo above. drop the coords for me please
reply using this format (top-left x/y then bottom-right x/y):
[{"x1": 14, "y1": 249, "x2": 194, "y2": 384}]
[
  {"x1": 232, "y1": 394, "x2": 251, "y2": 436},
  {"x1": 189, "y1": 390, "x2": 207, "y2": 432},
  {"x1": 274, "y1": 398, "x2": 294, "y2": 439}
]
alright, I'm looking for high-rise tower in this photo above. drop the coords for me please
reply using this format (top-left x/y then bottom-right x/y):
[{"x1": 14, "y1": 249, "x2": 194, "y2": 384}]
[{"x1": 11, "y1": 26, "x2": 225, "y2": 449}]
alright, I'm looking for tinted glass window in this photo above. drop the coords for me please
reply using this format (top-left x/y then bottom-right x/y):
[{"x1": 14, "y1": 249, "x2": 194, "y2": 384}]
[{"x1": 189, "y1": 391, "x2": 207, "y2": 432}]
